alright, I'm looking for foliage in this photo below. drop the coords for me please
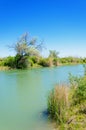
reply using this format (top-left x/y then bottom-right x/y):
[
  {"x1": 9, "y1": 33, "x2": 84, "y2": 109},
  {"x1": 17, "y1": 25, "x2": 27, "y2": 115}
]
[
  {"x1": 49, "y1": 50, "x2": 59, "y2": 59},
  {"x1": 14, "y1": 54, "x2": 29, "y2": 69},
  {"x1": 1, "y1": 32, "x2": 86, "y2": 70},
  {"x1": 48, "y1": 67, "x2": 86, "y2": 129},
  {"x1": 38, "y1": 58, "x2": 49, "y2": 67},
  {"x1": 53, "y1": 58, "x2": 59, "y2": 66},
  {"x1": 0, "y1": 58, "x2": 5, "y2": 66},
  {"x1": 10, "y1": 33, "x2": 42, "y2": 56},
  {"x1": 4, "y1": 56, "x2": 15, "y2": 68},
  {"x1": 48, "y1": 50, "x2": 59, "y2": 66},
  {"x1": 48, "y1": 85, "x2": 69, "y2": 124},
  {"x1": 69, "y1": 75, "x2": 86, "y2": 105},
  {"x1": 30, "y1": 56, "x2": 40, "y2": 64},
  {"x1": 82, "y1": 58, "x2": 86, "y2": 63},
  {"x1": 8, "y1": 33, "x2": 42, "y2": 69},
  {"x1": 60, "y1": 57, "x2": 82, "y2": 64}
]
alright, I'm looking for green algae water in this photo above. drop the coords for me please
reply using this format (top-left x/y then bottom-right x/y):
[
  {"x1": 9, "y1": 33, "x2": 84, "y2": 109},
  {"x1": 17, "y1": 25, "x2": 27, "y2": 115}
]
[{"x1": 0, "y1": 65, "x2": 84, "y2": 130}]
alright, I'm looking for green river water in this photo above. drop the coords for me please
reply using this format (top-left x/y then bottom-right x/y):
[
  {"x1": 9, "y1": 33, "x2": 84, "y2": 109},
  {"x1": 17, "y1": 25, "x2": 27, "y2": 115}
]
[{"x1": 0, "y1": 65, "x2": 84, "y2": 130}]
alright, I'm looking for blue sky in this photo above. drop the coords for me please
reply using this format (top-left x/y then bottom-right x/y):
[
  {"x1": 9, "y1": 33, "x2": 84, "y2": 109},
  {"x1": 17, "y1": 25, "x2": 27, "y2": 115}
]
[{"x1": 0, "y1": 0, "x2": 86, "y2": 57}]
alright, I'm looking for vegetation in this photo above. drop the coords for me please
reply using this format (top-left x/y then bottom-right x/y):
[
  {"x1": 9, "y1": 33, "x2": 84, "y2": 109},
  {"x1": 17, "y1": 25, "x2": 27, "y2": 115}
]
[
  {"x1": 48, "y1": 85, "x2": 69, "y2": 124},
  {"x1": 0, "y1": 54, "x2": 86, "y2": 70},
  {"x1": 0, "y1": 33, "x2": 42, "y2": 70},
  {"x1": 60, "y1": 56, "x2": 83, "y2": 65},
  {"x1": 9, "y1": 33, "x2": 42, "y2": 69},
  {"x1": 0, "y1": 33, "x2": 86, "y2": 129},
  {"x1": 0, "y1": 33, "x2": 86, "y2": 70},
  {"x1": 48, "y1": 67, "x2": 86, "y2": 129},
  {"x1": 48, "y1": 50, "x2": 59, "y2": 66}
]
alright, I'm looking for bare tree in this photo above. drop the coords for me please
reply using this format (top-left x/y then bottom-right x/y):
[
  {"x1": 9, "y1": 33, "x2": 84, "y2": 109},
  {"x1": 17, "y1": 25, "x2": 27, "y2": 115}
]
[
  {"x1": 49, "y1": 50, "x2": 59, "y2": 58},
  {"x1": 10, "y1": 33, "x2": 43, "y2": 57}
]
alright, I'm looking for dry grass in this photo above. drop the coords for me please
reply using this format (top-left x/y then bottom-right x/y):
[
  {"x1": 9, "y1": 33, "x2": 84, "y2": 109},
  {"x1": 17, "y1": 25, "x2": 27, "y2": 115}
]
[
  {"x1": 48, "y1": 84, "x2": 69, "y2": 124},
  {"x1": 0, "y1": 66, "x2": 10, "y2": 70}
]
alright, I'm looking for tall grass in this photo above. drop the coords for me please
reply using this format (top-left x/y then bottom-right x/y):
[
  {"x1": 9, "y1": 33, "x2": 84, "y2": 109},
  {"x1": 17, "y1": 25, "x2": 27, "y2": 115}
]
[
  {"x1": 47, "y1": 69, "x2": 86, "y2": 129},
  {"x1": 48, "y1": 84, "x2": 69, "y2": 124}
]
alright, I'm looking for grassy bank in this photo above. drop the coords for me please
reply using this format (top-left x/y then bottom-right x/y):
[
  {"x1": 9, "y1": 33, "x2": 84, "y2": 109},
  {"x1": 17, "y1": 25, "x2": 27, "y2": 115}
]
[{"x1": 48, "y1": 68, "x2": 86, "y2": 130}]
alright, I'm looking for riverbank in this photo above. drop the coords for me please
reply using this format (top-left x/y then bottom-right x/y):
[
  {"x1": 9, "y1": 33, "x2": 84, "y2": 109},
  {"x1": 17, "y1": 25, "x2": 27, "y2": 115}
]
[
  {"x1": 0, "y1": 55, "x2": 86, "y2": 70},
  {"x1": 0, "y1": 62, "x2": 84, "y2": 71},
  {"x1": 48, "y1": 69, "x2": 86, "y2": 130}
]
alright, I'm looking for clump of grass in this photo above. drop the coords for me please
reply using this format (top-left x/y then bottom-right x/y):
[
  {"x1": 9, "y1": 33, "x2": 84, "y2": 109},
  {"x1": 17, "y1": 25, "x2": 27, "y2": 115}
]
[
  {"x1": 48, "y1": 84, "x2": 69, "y2": 124},
  {"x1": 48, "y1": 66, "x2": 86, "y2": 129}
]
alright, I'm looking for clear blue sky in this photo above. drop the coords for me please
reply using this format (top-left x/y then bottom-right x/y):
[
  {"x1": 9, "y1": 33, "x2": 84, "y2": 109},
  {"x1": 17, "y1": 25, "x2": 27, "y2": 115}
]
[{"x1": 0, "y1": 0, "x2": 86, "y2": 57}]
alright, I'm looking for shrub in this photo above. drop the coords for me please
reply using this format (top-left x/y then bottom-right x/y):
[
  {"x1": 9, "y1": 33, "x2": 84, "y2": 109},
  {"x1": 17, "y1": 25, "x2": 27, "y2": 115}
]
[
  {"x1": 4, "y1": 56, "x2": 15, "y2": 68},
  {"x1": 38, "y1": 58, "x2": 49, "y2": 67},
  {"x1": 0, "y1": 58, "x2": 5, "y2": 66},
  {"x1": 14, "y1": 54, "x2": 29, "y2": 69},
  {"x1": 30, "y1": 56, "x2": 39, "y2": 64},
  {"x1": 28, "y1": 58, "x2": 34, "y2": 67},
  {"x1": 73, "y1": 76, "x2": 86, "y2": 105},
  {"x1": 69, "y1": 71, "x2": 86, "y2": 105}
]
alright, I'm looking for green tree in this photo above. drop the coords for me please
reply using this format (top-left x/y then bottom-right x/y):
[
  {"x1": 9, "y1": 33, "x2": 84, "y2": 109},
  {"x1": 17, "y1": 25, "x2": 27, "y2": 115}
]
[{"x1": 10, "y1": 33, "x2": 42, "y2": 69}]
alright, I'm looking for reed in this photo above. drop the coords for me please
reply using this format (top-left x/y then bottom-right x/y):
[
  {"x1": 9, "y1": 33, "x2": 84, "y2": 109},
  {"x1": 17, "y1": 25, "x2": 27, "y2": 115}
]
[{"x1": 48, "y1": 84, "x2": 69, "y2": 124}]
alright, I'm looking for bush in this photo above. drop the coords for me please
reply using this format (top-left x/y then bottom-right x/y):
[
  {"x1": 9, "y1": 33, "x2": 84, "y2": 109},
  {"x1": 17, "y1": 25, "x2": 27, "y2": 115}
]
[
  {"x1": 4, "y1": 56, "x2": 15, "y2": 68},
  {"x1": 72, "y1": 76, "x2": 86, "y2": 105},
  {"x1": 38, "y1": 58, "x2": 49, "y2": 67},
  {"x1": 0, "y1": 58, "x2": 5, "y2": 66},
  {"x1": 69, "y1": 70, "x2": 86, "y2": 105},
  {"x1": 28, "y1": 58, "x2": 34, "y2": 67},
  {"x1": 30, "y1": 56, "x2": 39, "y2": 64},
  {"x1": 14, "y1": 54, "x2": 29, "y2": 69}
]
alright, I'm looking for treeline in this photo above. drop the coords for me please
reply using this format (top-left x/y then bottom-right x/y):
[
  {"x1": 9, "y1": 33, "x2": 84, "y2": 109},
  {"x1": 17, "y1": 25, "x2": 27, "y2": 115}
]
[
  {"x1": 0, "y1": 53, "x2": 86, "y2": 70},
  {"x1": 0, "y1": 33, "x2": 86, "y2": 70}
]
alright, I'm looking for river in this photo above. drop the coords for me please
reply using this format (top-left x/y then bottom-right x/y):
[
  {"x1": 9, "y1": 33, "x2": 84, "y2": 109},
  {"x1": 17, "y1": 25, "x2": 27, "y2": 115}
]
[{"x1": 0, "y1": 65, "x2": 84, "y2": 130}]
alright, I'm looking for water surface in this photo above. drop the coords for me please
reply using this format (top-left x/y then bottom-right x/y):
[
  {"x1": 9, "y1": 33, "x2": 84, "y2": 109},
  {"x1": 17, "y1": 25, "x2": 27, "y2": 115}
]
[{"x1": 0, "y1": 65, "x2": 84, "y2": 130}]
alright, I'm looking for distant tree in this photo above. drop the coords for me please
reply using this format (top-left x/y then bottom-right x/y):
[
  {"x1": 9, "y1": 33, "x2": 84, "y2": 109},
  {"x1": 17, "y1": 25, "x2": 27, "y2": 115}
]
[
  {"x1": 48, "y1": 50, "x2": 59, "y2": 66},
  {"x1": 9, "y1": 33, "x2": 43, "y2": 69},
  {"x1": 11, "y1": 33, "x2": 43, "y2": 56},
  {"x1": 49, "y1": 50, "x2": 59, "y2": 59}
]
